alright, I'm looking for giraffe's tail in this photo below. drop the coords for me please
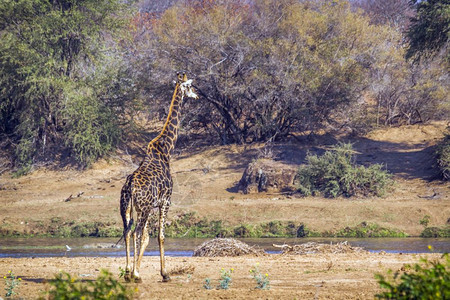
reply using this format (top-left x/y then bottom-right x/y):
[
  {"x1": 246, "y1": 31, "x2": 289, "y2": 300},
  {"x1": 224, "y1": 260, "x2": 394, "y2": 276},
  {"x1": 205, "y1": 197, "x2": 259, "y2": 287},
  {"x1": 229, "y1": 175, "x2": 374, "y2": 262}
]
[
  {"x1": 116, "y1": 175, "x2": 135, "y2": 247},
  {"x1": 114, "y1": 218, "x2": 134, "y2": 247}
]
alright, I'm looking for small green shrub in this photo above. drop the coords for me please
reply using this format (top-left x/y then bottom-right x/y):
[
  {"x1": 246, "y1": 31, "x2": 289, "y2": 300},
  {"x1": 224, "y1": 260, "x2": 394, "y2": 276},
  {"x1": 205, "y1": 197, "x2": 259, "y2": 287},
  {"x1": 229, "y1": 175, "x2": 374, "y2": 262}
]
[
  {"x1": 334, "y1": 222, "x2": 407, "y2": 238},
  {"x1": 4, "y1": 270, "x2": 21, "y2": 298},
  {"x1": 98, "y1": 226, "x2": 123, "y2": 238},
  {"x1": 53, "y1": 221, "x2": 122, "y2": 238},
  {"x1": 375, "y1": 254, "x2": 450, "y2": 299},
  {"x1": 164, "y1": 212, "x2": 231, "y2": 238},
  {"x1": 118, "y1": 267, "x2": 126, "y2": 279},
  {"x1": 202, "y1": 269, "x2": 234, "y2": 290},
  {"x1": 435, "y1": 133, "x2": 450, "y2": 180},
  {"x1": 218, "y1": 268, "x2": 233, "y2": 290},
  {"x1": 203, "y1": 278, "x2": 212, "y2": 290},
  {"x1": 42, "y1": 269, "x2": 134, "y2": 300},
  {"x1": 11, "y1": 164, "x2": 32, "y2": 178},
  {"x1": 260, "y1": 221, "x2": 289, "y2": 237},
  {"x1": 233, "y1": 224, "x2": 256, "y2": 238},
  {"x1": 420, "y1": 215, "x2": 431, "y2": 228},
  {"x1": 421, "y1": 226, "x2": 450, "y2": 238},
  {"x1": 297, "y1": 143, "x2": 393, "y2": 198},
  {"x1": 249, "y1": 264, "x2": 270, "y2": 290}
]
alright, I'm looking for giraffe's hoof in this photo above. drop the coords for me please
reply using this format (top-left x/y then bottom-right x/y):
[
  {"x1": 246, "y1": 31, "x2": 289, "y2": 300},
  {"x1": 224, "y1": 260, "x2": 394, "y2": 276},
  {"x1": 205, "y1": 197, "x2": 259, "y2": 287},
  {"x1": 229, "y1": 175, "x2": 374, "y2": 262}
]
[
  {"x1": 162, "y1": 275, "x2": 171, "y2": 282},
  {"x1": 124, "y1": 273, "x2": 131, "y2": 282},
  {"x1": 134, "y1": 277, "x2": 143, "y2": 283}
]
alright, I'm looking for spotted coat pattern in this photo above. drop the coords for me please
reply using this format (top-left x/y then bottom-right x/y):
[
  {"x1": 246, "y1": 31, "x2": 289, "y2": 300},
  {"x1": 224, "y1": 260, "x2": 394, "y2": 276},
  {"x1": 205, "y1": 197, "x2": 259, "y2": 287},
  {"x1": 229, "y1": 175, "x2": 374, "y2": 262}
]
[{"x1": 119, "y1": 73, "x2": 197, "y2": 283}]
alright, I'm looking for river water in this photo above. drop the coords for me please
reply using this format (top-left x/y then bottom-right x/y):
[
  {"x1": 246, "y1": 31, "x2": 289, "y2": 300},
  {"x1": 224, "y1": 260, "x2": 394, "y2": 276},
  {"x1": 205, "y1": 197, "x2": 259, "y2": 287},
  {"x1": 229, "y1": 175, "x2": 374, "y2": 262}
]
[{"x1": 0, "y1": 237, "x2": 449, "y2": 258}]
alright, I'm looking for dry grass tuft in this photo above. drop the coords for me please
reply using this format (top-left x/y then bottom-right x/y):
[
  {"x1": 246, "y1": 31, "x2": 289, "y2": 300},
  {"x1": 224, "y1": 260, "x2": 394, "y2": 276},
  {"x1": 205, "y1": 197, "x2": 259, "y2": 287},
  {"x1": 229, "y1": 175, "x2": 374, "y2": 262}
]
[
  {"x1": 193, "y1": 238, "x2": 266, "y2": 257},
  {"x1": 169, "y1": 264, "x2": 195, "y2": 276},
  {"x1": 275, "y1": 241, "x2": 366, "y2": 255}
]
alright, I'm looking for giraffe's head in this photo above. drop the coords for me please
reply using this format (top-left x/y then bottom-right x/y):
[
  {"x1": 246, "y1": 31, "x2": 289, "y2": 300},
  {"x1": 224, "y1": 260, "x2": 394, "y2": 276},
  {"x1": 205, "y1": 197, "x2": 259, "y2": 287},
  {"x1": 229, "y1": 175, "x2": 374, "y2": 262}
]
[{"x1": 177, "y1": 73, "x2": 198, "y2": 99}]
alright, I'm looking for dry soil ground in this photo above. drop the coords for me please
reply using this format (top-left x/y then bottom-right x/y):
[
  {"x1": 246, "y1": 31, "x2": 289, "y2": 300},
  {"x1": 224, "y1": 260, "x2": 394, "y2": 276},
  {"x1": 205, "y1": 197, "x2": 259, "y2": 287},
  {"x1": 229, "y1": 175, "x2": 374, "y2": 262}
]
[
  {"x1": 0, "y1": 253, "x2": 445, "y2": 299},
  {"x1": 0, "y1": 122, "x2": 449, "y2": 299}
]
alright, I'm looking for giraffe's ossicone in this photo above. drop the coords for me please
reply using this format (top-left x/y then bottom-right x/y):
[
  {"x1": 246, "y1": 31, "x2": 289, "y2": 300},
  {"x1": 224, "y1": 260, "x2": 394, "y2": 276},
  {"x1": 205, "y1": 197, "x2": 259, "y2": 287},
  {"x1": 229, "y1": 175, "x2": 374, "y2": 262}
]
[{"x1": 119, "y1": 73, "x2": 198, "y2": 283}]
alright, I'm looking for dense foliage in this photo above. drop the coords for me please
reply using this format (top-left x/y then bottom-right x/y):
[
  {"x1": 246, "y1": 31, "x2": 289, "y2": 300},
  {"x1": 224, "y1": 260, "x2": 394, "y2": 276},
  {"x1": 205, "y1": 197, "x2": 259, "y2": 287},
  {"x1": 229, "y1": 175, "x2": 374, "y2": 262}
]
[
  {"x1": 135, "y1": 0, "x2": 448, "y2": 142},
  {"x1": 436, "y1": 133, "x2": 450, "y2": 180},
  {"x1": 0, "y1": 0, "x2": 134, "y2": 170},
  {"x1": 0, "y1": 0, "x2": 448, "y2": 170},
  {"x1": 421, "y1": 226, "x2": 450, "y2": 238},
  {"x1": 335, "y1": 222, "x2": 407, "y2": 238},
  {"x1": 376, "y1": 254, "x2": 450, "y2": 300},
  {"x1": 297, "y1": 143, "x2": 393, "y2": 197},
  {"x1": 406, "y1": 0, "x2": 450, "y2": 62}
]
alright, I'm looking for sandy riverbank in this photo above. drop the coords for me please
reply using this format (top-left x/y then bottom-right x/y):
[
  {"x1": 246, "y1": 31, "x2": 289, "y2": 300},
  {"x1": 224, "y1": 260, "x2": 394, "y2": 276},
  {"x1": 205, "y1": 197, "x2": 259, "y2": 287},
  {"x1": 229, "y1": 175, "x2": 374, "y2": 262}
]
[{"x1": 0, "y1": 252, "x2": 444, "y2": 299}]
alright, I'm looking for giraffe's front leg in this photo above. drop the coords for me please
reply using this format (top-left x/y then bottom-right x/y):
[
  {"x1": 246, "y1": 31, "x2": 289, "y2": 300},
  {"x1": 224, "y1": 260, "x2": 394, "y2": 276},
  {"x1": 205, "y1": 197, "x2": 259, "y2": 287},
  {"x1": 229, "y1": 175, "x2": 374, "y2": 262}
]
[{"x1": 158, "y1": 206, "x2": 170, "y2": 282}]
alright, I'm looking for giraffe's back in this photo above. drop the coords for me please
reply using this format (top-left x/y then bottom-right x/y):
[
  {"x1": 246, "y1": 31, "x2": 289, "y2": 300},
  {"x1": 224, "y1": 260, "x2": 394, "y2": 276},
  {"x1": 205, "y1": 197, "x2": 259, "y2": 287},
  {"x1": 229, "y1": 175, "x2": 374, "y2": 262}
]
[{"x1": 130, "y1": 162, "x2": 172, "y2": 212}]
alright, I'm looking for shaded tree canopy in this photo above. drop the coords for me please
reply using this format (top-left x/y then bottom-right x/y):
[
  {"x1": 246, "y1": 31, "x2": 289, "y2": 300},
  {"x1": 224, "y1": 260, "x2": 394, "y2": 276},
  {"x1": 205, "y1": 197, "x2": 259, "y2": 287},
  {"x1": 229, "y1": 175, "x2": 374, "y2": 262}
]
[{"x1": 406, "y1": 0, "x2": 450, "y2": 61}]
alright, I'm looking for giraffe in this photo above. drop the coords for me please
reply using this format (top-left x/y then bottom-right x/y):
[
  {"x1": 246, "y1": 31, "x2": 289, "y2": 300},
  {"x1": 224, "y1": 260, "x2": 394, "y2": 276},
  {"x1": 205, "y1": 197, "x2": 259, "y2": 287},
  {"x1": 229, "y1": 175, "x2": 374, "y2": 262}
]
[{"x1": 120, "y1": 73, "x2": 198, "y2": 283}]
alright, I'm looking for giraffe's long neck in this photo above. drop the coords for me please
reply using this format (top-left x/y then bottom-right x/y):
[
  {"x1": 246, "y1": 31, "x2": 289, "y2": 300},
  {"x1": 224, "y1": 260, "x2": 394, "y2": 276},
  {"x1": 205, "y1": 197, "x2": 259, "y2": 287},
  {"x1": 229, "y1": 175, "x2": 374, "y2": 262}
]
[{"x1": 147, "y1": 83, "x2": 183, "y2": 156}]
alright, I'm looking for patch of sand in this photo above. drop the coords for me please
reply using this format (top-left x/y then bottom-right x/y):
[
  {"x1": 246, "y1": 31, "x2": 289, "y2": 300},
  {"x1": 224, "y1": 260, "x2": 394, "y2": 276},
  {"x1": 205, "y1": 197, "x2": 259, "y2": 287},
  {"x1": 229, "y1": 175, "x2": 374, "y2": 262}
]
[{"x1": 0, "y1": 253, "x2": 443, "y2": 299}]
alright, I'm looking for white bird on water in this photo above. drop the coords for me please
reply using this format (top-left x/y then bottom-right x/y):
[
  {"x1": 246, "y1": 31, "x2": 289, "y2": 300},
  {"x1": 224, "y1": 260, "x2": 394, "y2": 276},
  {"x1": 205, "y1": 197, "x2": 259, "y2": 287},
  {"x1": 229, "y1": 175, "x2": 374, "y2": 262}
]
[{"x1": 65, "y1": 245, "x2": 72, "y2": 251}]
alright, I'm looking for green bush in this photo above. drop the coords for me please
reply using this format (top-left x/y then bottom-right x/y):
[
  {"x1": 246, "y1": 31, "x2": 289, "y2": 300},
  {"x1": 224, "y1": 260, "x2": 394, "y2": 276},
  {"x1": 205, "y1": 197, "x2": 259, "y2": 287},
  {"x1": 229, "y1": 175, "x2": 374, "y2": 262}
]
[
  {"x1": 218, "y1": 268, "x2": 233, "y2": 290},
  {"x1": 233, "y1": 224, "x2": 260, "y2": 238},
  {"x1": 164, "y1": 212, "x2": 232, "y2": 238},
  {"x1": 53, "y1": 221, "x2": 122, "y2": 238},
  {"x1": 421, "y1": 226, "x2": 450, "y2": 238},
  {"x1": 63, "y1": 87, "x2": 121, "y2": 167},
  {"x1": 164, "y1": 213, "x2": 316, "y2": 238},
  {"x1": 0, "y1": 1, "x2": 133, "y2": 172},
  {"x1": 435, "y1": 133, "x2": 450, "y2": 180},
  {"x1": 334, "y1": 222, "x2": 407, "y2": 238},
  {"x1": 297, "y1": 143, "x2": 393, "y2": 198},
  {"x1": 250, "y1": 264, "x2": 270, "y2": 290},
  {"x1": 42, "y1": 269, "x2": 134, "y2": 299},
  {"x1": 376, "y1": 254, "x2": 450, "y2": 299}
]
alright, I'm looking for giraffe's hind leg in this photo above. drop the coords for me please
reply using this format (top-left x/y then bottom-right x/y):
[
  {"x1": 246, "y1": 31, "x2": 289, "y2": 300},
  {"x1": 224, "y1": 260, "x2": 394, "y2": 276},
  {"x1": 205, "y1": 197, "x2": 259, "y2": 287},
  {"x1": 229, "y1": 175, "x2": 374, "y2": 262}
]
[
  {"x1": 120, "y1": 181, "x2": 133, "y2": 282},
  {"x1": 132, "y1": 211, "x2": 150, "y2": 283},
  {"x1": 158, "y1": 205, "x2": 171, "y2": 282}
]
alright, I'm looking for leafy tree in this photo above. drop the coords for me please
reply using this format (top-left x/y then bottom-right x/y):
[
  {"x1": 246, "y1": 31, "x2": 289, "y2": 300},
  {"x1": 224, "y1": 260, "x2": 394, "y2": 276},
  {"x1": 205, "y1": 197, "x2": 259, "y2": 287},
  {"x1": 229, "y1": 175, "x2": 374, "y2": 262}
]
[
  {"x1": 354, "y1": 0, "x2": 413, "y2": 30},
  {"x1": 0, "y1": 0, "x2": 134, "y2": 169},
  {"x1": 135, "y1": 0, "x2": 395, "y2": 144},
  {"x1": 367, "y1": 44, "x2": 449, "y2": 126},
  {"x1": 406, "y1": 0, "x2": 450, "y2": 62},
  {"x1": 436, "y1": 133, "x2": 450, "y2": 180}
]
